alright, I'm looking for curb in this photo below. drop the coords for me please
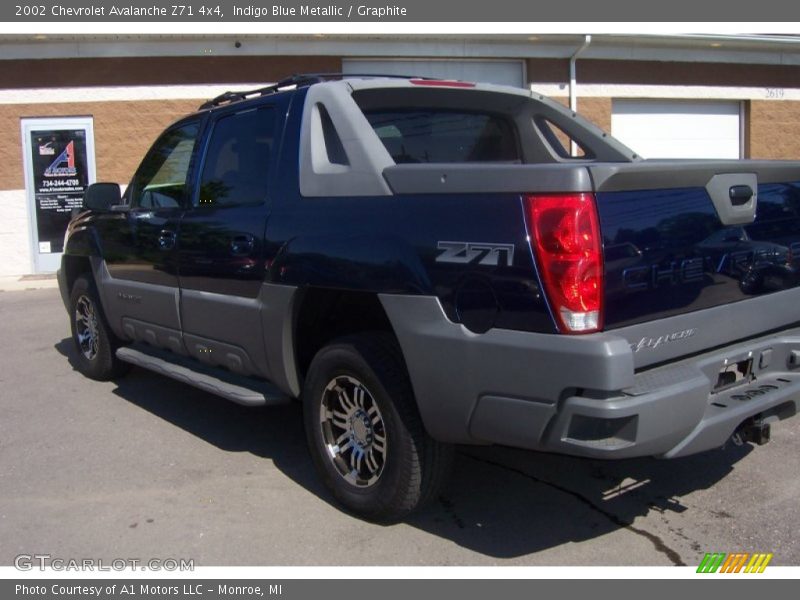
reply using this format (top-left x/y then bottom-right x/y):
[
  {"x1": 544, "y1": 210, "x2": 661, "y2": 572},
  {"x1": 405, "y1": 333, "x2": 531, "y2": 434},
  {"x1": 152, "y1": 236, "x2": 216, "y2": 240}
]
[{"x1": 0, "y1": 275, "x2": 59, "y2": 292}]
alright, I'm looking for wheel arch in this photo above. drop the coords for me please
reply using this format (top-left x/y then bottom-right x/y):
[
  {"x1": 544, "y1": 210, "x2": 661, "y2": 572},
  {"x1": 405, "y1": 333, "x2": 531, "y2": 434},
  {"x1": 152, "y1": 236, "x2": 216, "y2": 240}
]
[
  {"x1": 61, "y1": 254, "x2": 94, "y2": 296},
  {"x1": 293, "y1": 287, "x2": 403, "y2": 386}
]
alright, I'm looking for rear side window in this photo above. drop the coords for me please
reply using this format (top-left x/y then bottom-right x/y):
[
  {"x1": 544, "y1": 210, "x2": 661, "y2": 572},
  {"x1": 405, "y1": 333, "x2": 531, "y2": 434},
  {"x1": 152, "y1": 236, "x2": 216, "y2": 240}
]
[
  {"x1": 363, "y1": 110, "x2": 519, "y2": 164},
  {"x1": 197, "y1": 107, "x2": 276, "y2": 208}
]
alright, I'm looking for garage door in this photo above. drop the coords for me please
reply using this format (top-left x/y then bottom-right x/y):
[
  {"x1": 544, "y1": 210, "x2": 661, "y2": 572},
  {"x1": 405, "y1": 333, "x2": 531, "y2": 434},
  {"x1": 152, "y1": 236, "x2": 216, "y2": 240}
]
[
  {"x1": 342, "y1": 59, "x2": 525, "y2": 88},
  {"x1": 611, "y1": 99, "x2": 742, "y2": 159}
]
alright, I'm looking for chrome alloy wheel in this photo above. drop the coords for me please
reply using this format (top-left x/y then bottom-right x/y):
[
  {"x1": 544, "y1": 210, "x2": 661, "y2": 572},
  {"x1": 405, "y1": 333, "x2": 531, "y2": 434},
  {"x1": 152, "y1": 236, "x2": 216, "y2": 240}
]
[
  {"x1": 319, "y1": 375, "x2": 387, "y2": 488},
  {"x1": 74, "y1": 295, "x2": 100, "y2": 361}
]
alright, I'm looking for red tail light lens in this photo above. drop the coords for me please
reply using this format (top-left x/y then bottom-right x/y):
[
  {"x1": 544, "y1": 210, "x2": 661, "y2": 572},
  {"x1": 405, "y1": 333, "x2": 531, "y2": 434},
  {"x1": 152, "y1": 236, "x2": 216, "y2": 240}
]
[{"x1": 525, "y1": 193, "x2": 603, "y2": 333}]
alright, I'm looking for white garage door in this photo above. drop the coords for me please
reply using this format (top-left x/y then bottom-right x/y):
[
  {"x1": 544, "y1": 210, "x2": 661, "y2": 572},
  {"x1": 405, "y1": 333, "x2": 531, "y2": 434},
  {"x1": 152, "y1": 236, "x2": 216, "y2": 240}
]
[
  {"x1": 611, "y1": 99, "x2": 742, "y2": 159},
  {"x1": 342, "y1": 59, "x2": 525, "y2": 89}
]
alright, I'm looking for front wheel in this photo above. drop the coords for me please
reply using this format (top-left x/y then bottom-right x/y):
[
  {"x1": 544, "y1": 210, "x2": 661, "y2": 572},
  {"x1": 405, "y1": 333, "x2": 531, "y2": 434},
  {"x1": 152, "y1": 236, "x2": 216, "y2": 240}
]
[
  {"x1": 69, "y1": 275, "x2": 128, "y2": 381},
  {"x1": 303, "y1": 333, "x2": 453, "y2": 521}
]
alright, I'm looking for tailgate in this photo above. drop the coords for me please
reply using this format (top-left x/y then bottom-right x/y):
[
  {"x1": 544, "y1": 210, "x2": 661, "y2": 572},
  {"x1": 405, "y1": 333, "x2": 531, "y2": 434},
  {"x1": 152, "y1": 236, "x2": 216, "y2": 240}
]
[{"x1": 591, "y1": 160, "x2": 800, "y2": 364}]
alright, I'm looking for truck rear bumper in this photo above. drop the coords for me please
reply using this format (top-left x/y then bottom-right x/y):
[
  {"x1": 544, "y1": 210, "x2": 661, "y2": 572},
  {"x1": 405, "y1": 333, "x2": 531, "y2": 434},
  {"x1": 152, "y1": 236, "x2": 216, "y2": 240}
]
[
  {"x1": 379, "y1": 294, "x2": 800, "y2": 459},
  {"x1": 523, "y1": 335, "x2": 800, "y2": 459}
]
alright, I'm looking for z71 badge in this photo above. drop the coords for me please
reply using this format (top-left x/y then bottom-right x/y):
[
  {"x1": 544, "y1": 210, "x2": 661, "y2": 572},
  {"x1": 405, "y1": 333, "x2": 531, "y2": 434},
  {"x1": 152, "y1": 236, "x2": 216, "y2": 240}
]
[{"x1": 436, "y1": 241, "x2": 515, "y2": 267}]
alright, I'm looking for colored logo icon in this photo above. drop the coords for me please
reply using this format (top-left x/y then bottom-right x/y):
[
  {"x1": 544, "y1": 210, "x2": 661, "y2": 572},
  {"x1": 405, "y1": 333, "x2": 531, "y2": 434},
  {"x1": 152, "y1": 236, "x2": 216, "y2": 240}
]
[{"x1": 697, "y1": 552, "x2": 773, "y2": 573}]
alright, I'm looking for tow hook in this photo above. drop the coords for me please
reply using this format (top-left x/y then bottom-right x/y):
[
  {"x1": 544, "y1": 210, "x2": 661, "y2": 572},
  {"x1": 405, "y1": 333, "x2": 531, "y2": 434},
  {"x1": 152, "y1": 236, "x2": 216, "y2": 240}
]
[{"x1": 731, "y1": 419, "x2": 771, "y2": 446}]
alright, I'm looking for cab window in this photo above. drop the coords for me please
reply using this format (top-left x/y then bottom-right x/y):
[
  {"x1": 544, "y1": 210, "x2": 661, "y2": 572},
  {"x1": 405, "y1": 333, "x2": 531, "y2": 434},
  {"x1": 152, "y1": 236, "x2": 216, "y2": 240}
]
[
  {"x1": 197, "y1": 107, "x2": 276, "y2": 208},
  {"x1": 128, "y1": 122, "x2": 199, "y2": 209}
]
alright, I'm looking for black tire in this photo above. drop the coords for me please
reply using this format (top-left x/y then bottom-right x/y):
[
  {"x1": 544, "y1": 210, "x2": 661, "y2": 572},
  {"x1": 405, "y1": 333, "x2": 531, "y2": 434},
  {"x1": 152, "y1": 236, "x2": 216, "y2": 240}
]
[
  {"x1": 69, "y1": 274, "x2": 129, "y2": 381},
  {"x1": 302, "y1": 333, "x2": 453, "y2": 522}
]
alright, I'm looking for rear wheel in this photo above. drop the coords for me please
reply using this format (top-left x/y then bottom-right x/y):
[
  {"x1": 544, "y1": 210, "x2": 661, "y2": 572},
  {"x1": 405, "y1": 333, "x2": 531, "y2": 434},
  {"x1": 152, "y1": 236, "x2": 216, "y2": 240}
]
[
  {"x1": 69, "y1": 275, "x2": 128, "y2": 381},
  {"x1": 303, "y1": 333, "x2": 453, "y2": 521}
]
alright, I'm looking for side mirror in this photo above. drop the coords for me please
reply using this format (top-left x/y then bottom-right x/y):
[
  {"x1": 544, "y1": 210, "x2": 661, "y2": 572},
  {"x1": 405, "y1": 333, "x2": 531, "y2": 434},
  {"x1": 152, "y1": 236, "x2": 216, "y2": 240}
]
[{"x1": 83, "y1": 182, "x2": 121, "y2": 211}]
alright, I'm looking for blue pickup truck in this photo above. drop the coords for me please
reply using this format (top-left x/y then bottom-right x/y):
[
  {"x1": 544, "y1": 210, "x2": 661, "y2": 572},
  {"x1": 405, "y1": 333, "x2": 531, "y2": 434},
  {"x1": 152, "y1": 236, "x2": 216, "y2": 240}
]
[{"x1": 58, "y1": 74, "x2": 800, "y2": 520}]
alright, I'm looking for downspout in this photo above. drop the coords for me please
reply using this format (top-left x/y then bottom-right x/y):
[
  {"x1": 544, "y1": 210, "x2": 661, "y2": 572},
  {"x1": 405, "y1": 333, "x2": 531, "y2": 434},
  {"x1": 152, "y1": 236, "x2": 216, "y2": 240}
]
[{"x1": 569, "y1": 34, "x2": 592, "y2": 156}]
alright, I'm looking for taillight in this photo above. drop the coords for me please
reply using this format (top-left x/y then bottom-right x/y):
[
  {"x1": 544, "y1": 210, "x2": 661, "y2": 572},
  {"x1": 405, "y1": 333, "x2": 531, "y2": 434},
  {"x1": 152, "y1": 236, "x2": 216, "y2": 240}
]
[{"x1": 525, "y1": 193, "x2": 604, "y2": 333}]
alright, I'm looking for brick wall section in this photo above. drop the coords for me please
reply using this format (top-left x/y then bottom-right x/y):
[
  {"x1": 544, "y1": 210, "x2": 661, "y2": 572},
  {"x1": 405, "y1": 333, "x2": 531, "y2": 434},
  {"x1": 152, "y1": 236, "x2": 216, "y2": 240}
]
[
  {"x1": 5, "y1": 56, "x2": 797, "y2": 90},
  {"x1": 528, "y1": 58, "x2": 800, "y2": 88},
  {"x1": 574, "y1": 98, "x2": 612, "y2": 133},
  {"x1": 0, "y1": 56, "x2": 342, "y2": 89},
  {"x1": 583, "y1": 60, "x2": 800, "y2": 88},
  {"x1": 747, "y1": 101, "x2": 800, "y2": 160},
  {"x1": 550, "y1": 96, "x2": 612, "y2": 132},
  {"x1": 1, "y1": 99, "x2": 200, "y2": 190},
  {"x1": 527, "y1": 58, "x2": 569, "y2": 83}
]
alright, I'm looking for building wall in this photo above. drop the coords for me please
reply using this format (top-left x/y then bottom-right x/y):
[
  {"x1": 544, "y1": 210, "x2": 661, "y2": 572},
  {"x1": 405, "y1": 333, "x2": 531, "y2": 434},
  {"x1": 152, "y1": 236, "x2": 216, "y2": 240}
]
[
  {"x1": 748, "y1": 100, "x2": 800, "y2": 160},
  {"x1": 0, "y1": 98, "x2": 206, "y2": 275},
  {"x1": 548, "y1": 96, "x2": 800, "y2": 161},
  {"x1": 1, "y1": 99, "x2": 201, "y2": 190},
  {"x1": 529, "y1": 58, "x2": 800, "y2": 160},
  {"x1": 0, "y1": 190, "x2": 33, "y2": 277},
  {"x1": 575, "y1": 98, "x2": 612, "y2": 133},
  {"x1": 527, "y1": 58, "x2": 800, "y2": 88},
  {"x1": 1, "y1": 52, "x2": 799, "y2": 276},
  {"x1": 0, "y1": 55, "x2": 342, "y2": 89}
]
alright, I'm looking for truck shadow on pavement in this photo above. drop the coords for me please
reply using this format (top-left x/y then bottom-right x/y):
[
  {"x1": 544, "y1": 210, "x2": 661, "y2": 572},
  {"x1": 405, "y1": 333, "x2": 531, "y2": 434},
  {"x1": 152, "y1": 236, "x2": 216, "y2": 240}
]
[
  {"x1": 408, "y1": 445, "x2": 750, "y2": 563},
  {"x1": 56, "y1": 338, "x2": 754, "y2": 563}
]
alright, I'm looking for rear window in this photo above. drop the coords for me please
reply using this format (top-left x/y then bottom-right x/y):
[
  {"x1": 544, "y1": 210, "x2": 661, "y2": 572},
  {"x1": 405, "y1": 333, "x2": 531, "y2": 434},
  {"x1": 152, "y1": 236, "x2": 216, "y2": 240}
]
[{"x1": 363, "y1": 110, "x2": 520, "y2": 164}]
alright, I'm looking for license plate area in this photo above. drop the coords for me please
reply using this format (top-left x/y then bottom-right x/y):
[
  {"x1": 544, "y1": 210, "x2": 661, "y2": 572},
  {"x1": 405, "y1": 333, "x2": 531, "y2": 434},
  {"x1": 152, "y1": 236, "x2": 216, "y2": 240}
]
[{"x1": 713, "y1": 357, "x2": 754, "y2": 393}]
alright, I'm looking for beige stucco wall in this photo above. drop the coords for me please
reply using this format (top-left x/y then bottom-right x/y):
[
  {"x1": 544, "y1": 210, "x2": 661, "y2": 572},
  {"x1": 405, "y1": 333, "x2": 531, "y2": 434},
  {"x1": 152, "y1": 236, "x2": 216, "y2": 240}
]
[{"x1": 747, "y1": 100, "x2": 800, "y2": 160}]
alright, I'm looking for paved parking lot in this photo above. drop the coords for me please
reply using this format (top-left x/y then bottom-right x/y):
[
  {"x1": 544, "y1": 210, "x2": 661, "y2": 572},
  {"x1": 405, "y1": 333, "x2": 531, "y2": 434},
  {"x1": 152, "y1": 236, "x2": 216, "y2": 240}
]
[{"x1": 1, "y1": 288, "x2": 798, "y2": 567}]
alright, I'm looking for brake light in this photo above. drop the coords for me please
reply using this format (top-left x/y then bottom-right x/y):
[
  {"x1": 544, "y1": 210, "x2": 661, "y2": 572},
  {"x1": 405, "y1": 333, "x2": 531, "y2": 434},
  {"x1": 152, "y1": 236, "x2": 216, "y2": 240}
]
[
  {"x1": 525, "y1": 193, "x2": 604, "y2": 333},
  {"x1": 409, "y1": 79, "x2": 476, "y2": 88}
]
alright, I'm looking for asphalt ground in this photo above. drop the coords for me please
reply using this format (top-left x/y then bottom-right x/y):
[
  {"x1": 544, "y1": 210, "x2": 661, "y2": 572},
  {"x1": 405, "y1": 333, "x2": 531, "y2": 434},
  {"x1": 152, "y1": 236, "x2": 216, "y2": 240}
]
[{"x1": 1, "y1": 288, "x2": 798, "y2": 567}]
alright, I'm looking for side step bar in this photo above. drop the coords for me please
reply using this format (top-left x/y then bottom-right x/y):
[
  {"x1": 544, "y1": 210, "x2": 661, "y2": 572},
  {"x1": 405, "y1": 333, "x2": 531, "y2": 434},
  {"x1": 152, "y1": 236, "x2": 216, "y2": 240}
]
[{"x1": 116, "y1": 344, "x2": 290, "y2": 407}]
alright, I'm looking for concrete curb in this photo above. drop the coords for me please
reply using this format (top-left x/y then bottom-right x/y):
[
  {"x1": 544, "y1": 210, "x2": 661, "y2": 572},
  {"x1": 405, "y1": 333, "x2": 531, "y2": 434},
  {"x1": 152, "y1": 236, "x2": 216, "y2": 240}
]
[{"x1": 0, "y1": 274, "x2": 59, "y2": 292}]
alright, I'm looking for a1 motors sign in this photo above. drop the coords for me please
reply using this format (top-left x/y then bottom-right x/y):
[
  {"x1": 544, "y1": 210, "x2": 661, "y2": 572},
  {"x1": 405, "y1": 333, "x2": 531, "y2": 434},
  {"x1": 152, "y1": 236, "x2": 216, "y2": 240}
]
[{"x1": 21, "y1": 117, "x2": 96, "y2": 273}]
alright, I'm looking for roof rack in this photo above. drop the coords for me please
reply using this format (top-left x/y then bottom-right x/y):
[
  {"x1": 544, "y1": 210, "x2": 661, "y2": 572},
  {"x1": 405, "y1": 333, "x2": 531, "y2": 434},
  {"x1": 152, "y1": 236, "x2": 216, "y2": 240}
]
[{"x1": 198, "y1": 72, "x2": 432, "y2": 110}]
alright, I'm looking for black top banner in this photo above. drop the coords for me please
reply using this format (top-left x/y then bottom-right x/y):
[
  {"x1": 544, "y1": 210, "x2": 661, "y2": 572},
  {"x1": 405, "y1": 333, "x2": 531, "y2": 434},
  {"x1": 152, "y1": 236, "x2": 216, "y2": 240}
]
[{"x1": 2, "y1": 0, "x2": 797, "y2": 22}]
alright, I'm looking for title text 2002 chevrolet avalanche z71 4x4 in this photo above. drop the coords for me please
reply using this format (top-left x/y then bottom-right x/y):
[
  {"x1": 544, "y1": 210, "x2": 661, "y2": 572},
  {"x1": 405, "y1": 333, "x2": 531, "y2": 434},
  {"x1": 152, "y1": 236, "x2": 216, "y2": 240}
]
[{"x1": 58, "y1": 74, "x2": 800, "y2": 520}]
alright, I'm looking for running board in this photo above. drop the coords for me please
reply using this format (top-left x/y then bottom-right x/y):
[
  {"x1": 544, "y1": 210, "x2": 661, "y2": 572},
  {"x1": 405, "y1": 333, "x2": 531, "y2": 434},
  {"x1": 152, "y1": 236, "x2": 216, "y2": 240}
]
[{"x1": 116, "y1": 345, "x2": 290, "y2": 407}]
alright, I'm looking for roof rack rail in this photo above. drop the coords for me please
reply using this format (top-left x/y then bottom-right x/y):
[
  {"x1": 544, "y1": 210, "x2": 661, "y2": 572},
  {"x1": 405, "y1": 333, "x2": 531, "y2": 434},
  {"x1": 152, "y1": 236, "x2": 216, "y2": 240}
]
[{"x1": 198, "y1": 72, "x2": 433, "y2": 110}]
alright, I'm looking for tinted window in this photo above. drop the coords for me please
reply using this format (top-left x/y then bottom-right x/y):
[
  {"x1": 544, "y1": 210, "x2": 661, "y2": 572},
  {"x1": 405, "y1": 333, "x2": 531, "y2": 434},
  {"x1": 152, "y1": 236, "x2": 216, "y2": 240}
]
[
  {"x1": 129, "y1": 122, "x2": 199, "y2": 209},
  {"x1": 363, "y1": 110, "x2": 519, "y2": 164},
  {"x1": 198, "y1": 107, "x2": 275, "y2": 208}
]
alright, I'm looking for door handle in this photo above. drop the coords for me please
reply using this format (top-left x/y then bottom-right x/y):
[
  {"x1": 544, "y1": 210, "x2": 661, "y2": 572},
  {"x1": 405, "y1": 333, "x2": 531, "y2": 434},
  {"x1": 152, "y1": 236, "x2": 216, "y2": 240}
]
[
  {"x1": 230, "y1": 234, "x2": 255, "y2": 256},
  {"x1": 158, "y1": 229, "x2": 176, "y2": 250}
]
